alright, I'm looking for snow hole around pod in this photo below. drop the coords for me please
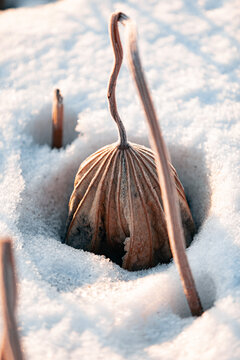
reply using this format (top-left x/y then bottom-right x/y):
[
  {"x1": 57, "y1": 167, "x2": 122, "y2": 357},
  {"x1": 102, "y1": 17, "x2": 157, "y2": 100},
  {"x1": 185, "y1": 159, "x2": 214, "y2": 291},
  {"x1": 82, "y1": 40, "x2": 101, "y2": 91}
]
[
  {"x1": 18, "y1": 124, "x2": 216, "y2": 316},
  {"x1": 22, "y1": 130, "x2": 212, "y2": 258}
]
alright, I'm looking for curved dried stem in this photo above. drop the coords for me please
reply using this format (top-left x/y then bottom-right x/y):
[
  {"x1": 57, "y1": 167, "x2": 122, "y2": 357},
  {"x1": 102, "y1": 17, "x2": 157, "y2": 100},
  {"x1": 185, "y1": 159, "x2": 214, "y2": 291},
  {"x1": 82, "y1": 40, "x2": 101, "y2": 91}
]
[
  {"x1": 0, "y1": 237, "x2": 24, "y2": 360},
  {"x1": 107, "y1": 13, "x2": 129, "y2": 149},
  {"x1": 52, "y1": 89, "x2": 64, "y2": 149},
  {"x1": 109, "y1": 12, "x2": 203, "y2": 316}
]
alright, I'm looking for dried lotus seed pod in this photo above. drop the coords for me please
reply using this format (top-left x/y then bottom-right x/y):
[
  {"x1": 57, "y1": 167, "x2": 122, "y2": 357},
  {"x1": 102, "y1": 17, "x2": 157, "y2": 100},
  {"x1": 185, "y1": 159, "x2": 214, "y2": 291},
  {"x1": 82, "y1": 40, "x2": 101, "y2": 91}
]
[
  {"x1": 65, "y1": 142, "x2": 195, "y2": 271},
  {"x1": 64, "y1": 13, "x2": 196, "y2": 271}
]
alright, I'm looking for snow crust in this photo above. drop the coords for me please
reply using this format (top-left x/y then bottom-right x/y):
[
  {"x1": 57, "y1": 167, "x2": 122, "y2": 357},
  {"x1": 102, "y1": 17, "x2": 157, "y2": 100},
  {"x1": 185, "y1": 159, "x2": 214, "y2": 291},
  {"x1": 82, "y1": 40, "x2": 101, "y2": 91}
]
[{"x1": 0, "y1": 0, "x2": 240, "y2": 359}]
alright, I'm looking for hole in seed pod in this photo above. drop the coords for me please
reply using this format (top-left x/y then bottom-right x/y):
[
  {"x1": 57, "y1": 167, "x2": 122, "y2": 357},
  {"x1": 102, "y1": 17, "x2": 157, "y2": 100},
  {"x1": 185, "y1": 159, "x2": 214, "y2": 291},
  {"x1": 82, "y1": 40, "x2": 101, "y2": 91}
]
[{"x1": 28, "y1": 102, "x2": 79, "y2": 148}]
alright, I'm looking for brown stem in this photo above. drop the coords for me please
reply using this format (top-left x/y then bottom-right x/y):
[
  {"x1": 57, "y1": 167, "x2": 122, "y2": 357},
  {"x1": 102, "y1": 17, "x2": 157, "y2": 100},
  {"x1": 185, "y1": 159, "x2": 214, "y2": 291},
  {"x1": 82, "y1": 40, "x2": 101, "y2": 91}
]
[
  {"x1": 109, "y1": 12, "x2": 203, "y2": 316},
  {"x1": 52, "y1": 89, "x2": 64, "y2": 149},
  {"x1": 107, "y1": 13, "x2": 129, "y2": 149},
  {"x1": 0, "y1": 238, "x2": 24, "y2": 360}
]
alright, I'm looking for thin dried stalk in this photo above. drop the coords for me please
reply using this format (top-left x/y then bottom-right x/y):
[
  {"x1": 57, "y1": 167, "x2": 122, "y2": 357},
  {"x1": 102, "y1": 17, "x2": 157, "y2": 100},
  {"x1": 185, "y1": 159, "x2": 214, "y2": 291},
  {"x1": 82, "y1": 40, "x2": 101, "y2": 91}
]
[
  {"x1": 0, "y1": 237, "x2": 24, "y2": 360},
  {"x1": 52, "y1": 89, "x2": 64, "y2": 149},
  {"x1": 107, "y1": 16, "x2": 128, "y2": 149},
  {"x1": 110, "y1": 12, "x2": 203, "y2": 316}
]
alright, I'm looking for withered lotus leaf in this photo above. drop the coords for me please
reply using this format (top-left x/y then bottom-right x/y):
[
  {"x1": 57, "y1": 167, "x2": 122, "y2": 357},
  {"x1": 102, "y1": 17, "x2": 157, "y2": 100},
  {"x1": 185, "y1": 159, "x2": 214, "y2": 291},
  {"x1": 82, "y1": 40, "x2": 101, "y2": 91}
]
[
  {"x1": 64, "y1": 12, "x2": 196, "y2": 271},
  {"x1": 65, "y1": 142, "x2": 195, "y2": 270}
]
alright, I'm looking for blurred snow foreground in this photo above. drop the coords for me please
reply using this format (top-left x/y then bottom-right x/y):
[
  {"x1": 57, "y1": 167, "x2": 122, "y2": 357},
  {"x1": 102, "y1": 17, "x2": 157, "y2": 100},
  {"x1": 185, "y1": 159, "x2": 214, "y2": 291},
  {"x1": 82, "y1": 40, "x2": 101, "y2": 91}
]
[{"x1": 0, "y1": 0, "x2": 240, "y2": 359}]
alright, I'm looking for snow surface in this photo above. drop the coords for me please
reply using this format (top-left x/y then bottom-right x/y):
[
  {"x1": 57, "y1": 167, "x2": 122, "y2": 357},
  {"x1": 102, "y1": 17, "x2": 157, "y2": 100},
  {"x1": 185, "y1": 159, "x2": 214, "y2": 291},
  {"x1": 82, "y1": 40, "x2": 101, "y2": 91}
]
[{"x1": 0, "y1": 0, "x2": 240, "y2": 359}]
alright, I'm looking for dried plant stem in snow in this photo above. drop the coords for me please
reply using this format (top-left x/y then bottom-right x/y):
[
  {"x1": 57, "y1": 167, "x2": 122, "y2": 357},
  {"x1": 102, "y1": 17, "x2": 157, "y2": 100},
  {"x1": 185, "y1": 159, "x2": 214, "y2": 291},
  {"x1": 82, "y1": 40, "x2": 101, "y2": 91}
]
[
  {"x1": 52, "y1": 89, "x2": 64, "y2": 149},
  {"x1": 65, "y1": 13, "x2": 195, "y2": 290},
  {"x1": 0, "y1": 238, "x2": 24, "y2": 360},
  {"x1": 111, "y1": 12, "x2": 203, "y2": 316}
]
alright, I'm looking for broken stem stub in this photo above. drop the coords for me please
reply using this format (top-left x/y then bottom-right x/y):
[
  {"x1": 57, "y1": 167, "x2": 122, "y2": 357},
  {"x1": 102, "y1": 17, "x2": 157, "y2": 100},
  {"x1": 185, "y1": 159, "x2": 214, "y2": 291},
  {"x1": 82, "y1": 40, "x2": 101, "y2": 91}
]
[
  {"x1": 0, "y1": 237, "x2": 24, "y2": 360},
  {"x1": 110, "y1": 12, "x2": 203, "y2": 317},
  {"x1": 52, "y1": 89, "x2": 64, "y2": 149}
]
